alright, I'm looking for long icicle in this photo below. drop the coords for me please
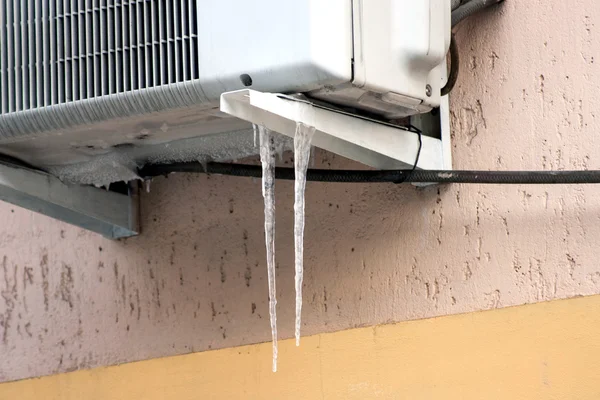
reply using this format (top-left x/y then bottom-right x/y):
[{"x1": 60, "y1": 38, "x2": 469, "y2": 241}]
[
  {"x1": 293, "y1": 123, "x2": 315, "y2": 346},
  {"x1": 258, "y1": 124, "x2": 278, "y2": 372}
]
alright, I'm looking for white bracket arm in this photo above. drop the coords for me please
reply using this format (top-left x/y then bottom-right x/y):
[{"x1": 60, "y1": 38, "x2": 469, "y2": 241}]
[{"x1": 221, "y1": 89, "x2": 447, "y2": 170}]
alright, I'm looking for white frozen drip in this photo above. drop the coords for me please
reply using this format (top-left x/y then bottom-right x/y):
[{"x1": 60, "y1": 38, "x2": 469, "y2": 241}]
[
  {"x1": 253, "y1": 124, "x2": 258, "y2": 148},
  {"x1": 258, "y1": 124, "x2": 278, "y2": 372},
  {"x1": 255, "y1": 118, "x2": 315, "y2": 369},
  {"x1": 293, "y1": 123, "x2": 315, "y2": 346}
]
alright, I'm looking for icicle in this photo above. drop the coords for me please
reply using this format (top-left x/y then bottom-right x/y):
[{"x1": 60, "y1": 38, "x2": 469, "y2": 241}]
[
  {"x1": 259, "y1": 125, "x2": 278, "y2": 372},
  {"x1": 253, "y1": 124, "x2": 258, "y2": 148},
  {"x1": 293, "y1": 123, "x2": 315, "y2": 346},
  {"x1": 144, "y1": 180, "x2": 152, "y2": 193},
  {"x1": 199, "y1": 159, "x2": 208, "y2": 173},
  {"x1": 275, "y1": 140, "x2": 285, "y2": 162}
]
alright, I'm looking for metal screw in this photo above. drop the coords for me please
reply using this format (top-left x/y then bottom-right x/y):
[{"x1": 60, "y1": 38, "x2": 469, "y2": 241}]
[{"x1": 425, "y1": 84, "x2": 432, "y2": 97}]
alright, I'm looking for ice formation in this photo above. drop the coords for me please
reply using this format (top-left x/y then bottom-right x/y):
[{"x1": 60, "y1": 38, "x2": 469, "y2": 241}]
[
  {"x1": 293, "y1": 123, "x2": 315, "y2": 346},
  {"x1": 258, "y1": 124, "x2": 279, "y2": 372},
  {"x1": 255, "y1": 121, "x2": 314, "y2": 369}
]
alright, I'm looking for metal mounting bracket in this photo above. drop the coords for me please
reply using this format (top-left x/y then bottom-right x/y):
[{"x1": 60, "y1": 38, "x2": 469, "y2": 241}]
[{"x1": 0, "y1": 160, "x2": 139, "y2": 239}]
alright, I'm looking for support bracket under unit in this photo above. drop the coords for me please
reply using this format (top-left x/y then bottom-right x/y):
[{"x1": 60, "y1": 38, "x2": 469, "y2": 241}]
[
  {"x1": 0, "y1": 160, "x2": 139, "y2": 239},
  {"x1": 220, "y1": 89, "x2": 452, "y2": 171}
]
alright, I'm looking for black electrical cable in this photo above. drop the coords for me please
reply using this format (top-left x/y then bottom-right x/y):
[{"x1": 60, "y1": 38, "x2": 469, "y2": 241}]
[
  {"x1": 441, "y1": 33, "x2": 459, "y2": 96},
  {"x1": 139, "y1": 162, "x2": 600, "y2": 185},
  {"x1": 394, "y1": 125, "x2": 422, "y2": 183}
]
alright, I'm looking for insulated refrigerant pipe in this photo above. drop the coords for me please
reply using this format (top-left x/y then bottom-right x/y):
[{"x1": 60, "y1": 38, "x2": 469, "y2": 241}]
[
  {"x1": 139, "y1": 162, "x2": 600, "y2": 185},
  {"x1": 452, "y1": 0, "x2": 504, "y2": 27}
]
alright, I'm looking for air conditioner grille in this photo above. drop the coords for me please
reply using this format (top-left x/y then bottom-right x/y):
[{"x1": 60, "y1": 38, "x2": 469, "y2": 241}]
[{"x1": 0, "y1": 0, "x2": 199, "y2": 114}]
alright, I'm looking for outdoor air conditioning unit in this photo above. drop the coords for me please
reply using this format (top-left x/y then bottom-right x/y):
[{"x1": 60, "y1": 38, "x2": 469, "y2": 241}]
[{"x1": 0, "y1": 0, "x2": 452, "y2": 237}]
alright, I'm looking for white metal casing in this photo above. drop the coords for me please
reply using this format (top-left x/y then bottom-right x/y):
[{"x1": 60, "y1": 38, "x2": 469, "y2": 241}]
[
  {"x1": 311, "y1": 0, "x2": 450, "y2": 118},
  {"x1": 354, "y1": 0, "x2": 450, "y2": 105},
  {"x1": 196, "y1": 0, "x2": 353, "y2": 98},
  {"x1": 197, "y1": 0, "x2": 451, "y2": 118}
]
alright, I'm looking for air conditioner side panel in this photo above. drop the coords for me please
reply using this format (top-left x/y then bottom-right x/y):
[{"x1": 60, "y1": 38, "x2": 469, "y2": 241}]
[
  {"x1": 353, "y1": 0, "x2": 450, "y2": 107},
  {"x1": 196, "y1": 0, "x2": 353, "y2": 99}
]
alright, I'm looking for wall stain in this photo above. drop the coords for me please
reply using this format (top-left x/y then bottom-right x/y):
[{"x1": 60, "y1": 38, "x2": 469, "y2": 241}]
[
  {"x1": 153, "y1": 279, "x2": 161, "y2": 309},
  {"x1": 242, "y1": 230, "x2": 249, "y2": 256},
  {"x1": 136, "y1": 289, "x2": 141, "y2": 320},
  {"x1": 170, "y1": 243, "x2": 175, "y2": 266},
  {"x1": 220, "y1": 254, "x2": 227, "y2": 284},
  {"x1": 0, "y1": 256, "x2": 17, "y2": 344},
  {"x1": 24, "y1": 322, "x2": 32, "y2": 337},
  {"x1": 40, "y1": 252, "x2": 49, "y2": 311},
  {"x1": 566, "y1": 253, "x2": 577, "y2": 279},
  {"x1": 244, "y1": 265, "x2": 252, "y2": 287},
  {"x1": 113, "y1": 262, "x2": 119, "y2": 291},
  {"x1": 464, "y1": 262, "x2": 473, "y2": 281},
  {"x1": 121, "y1": 275, "x2": 126, "y2": 305},
  {"x1": 56, "y1": 264, "x2": 74, "y2": 309},
  {"x1": 77, "y1": 318, "x2": 83, "y2": 337},
  {"x1": 501, "y1": 217, "x2": 510, "y2": 236},
  {"x1": 488, "y1": 51, "x2": 499, "y2": 70},
  {"x1": 469, "y1": 55, "x2": 477, "y2": 71},
  {"x1": 23, "y1": 266, "x2": 33, "y2": 288}
]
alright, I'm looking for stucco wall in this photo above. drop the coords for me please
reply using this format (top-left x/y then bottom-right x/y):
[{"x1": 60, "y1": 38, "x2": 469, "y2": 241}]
[{"x1": 2, "y1": 0, "x2": 600, "y2": 382}]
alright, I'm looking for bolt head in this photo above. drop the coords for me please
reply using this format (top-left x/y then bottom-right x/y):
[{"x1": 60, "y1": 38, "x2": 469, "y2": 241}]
[{"x1": 425, "y1": 84, "x2": 432, "y2": 97}]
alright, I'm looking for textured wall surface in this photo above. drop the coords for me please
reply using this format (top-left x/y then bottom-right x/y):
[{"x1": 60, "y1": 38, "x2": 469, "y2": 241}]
[{"x1": 2, "y1": 0, "x2": 600, "y2": 383}]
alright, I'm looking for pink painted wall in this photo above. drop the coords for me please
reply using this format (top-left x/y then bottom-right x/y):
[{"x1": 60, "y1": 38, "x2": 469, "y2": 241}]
[{"x1": 2, "y1": 0, "x2": 600, "y2": 382}]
